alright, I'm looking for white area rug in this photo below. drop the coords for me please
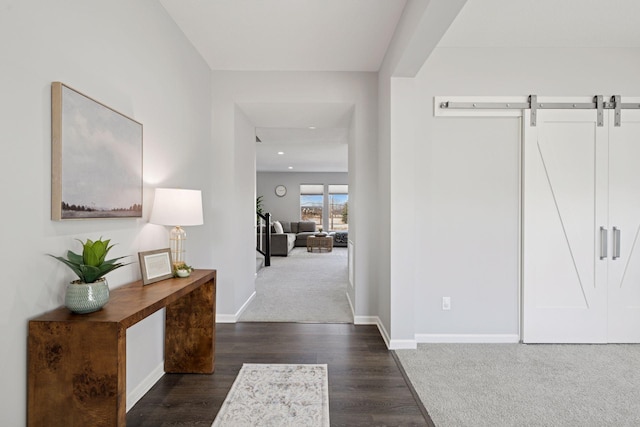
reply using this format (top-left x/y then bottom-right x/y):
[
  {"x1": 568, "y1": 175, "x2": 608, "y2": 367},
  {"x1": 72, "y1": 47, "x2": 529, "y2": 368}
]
[{"x1": 212, "y1": 364, "x2": 330, "y2": 427}]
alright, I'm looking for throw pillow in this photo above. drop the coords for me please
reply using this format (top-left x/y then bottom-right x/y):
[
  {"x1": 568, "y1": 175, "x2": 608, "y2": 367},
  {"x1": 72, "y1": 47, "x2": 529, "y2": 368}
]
[
  {"x1": 273, "y1": 221, "x2": 284, "y2": 234},
  {"x1": 280, "y1": 221, "x2": 291, "y2": 233}
]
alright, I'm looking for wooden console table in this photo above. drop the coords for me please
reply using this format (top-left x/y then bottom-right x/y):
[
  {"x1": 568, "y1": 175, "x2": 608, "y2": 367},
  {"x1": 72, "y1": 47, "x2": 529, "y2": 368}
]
[{"x1": 27, "y1": 269, "x2": 216, "y2": 427}]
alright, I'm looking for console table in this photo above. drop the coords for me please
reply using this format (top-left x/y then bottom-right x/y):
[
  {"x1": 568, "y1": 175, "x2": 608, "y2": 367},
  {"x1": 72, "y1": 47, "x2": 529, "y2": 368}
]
[{"x1": 27, "y1": 269, "x2": 216, "y2": 427}]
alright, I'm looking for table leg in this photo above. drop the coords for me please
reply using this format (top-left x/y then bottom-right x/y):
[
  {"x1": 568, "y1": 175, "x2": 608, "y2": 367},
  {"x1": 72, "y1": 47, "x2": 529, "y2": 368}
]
[
  {"x1": 28, "y1": 321, "x2": 124, "y2": 426},
  {"x1": 165, "y1": 278, "x2": 215, "y2": 373}
]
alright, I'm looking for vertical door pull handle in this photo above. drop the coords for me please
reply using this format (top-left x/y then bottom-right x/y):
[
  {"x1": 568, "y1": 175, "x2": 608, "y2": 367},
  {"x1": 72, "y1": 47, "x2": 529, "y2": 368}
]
[
  {"x1": 600, "y1": 226, "x2": 608, "y2": 260},
  {"x1": 613, "y1": 227, "x2": 621, "y2": 260}
]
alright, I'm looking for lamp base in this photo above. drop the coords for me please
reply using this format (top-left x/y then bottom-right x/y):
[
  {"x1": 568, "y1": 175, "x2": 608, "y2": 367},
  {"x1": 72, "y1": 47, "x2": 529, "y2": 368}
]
[{"x1": 170, "y1": 226, "x2": 187, "y2": 265}]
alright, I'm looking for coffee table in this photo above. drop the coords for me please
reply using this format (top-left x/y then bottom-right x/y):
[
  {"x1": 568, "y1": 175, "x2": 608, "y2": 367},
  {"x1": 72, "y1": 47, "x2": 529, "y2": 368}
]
[{"x1": 307, "y1": 235, "x2": 333, "y2": 252}]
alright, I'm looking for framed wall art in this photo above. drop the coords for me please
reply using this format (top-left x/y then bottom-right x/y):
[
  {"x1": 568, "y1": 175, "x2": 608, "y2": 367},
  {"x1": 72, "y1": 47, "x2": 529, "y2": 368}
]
[
  {"x1": 51, "y1": 81, "x2": 143, "y2": 220},
  {"x1": 138, "y1": 248, "x2": 174, "y2": 285}
]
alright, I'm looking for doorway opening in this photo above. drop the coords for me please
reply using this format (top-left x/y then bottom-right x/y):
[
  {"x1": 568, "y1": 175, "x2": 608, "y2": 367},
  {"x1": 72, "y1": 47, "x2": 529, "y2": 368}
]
[{"x1": 242, "y1": 102, "x2": 354, "y2": 323}]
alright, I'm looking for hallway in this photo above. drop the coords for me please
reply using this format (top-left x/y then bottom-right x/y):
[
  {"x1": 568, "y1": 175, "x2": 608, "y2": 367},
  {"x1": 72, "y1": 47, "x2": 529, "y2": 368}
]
[
  {"x1": 127, "y1": 323, "x2": 431, "y2": 426},
  {"x1": 242, "y1": 247, "x2": 352, "y2": 323}
]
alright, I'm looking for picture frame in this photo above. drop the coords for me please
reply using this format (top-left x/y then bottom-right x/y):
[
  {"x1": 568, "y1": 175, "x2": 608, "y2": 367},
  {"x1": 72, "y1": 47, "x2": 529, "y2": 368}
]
[
  {"x1": 138, "y1": 249, "x2": 174, "y2": 285},
  {"x1": 51, "y1": 81, "x2": 143, "y2": 220}
]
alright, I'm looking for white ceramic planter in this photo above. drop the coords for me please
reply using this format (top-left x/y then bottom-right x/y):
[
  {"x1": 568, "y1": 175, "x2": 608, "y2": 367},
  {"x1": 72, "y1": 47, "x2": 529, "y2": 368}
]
[
  {"x1": 176, "y1": 269, "x2": 191, "y2": 278},
  {"x1": 65, "y1": 278, "x2": 110, "y2": 314}
]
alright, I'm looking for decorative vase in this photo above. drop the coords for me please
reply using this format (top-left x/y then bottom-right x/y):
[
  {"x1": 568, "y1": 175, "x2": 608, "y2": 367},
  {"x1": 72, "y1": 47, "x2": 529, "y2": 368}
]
[{"x1": 65, "y1": 278, "x2": 110, "y2": 314}]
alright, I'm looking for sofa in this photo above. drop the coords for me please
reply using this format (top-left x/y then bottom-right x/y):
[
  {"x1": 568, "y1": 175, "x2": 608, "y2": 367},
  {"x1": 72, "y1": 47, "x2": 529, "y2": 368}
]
[
  {"x1": 270, "y1": 220, "x2": 315, "y2": 256},
  {"x1": 331, "y1": 231, "x2": 348, "y2": 247},
  {"x1": 268, "y1": 220, "x2": 348, "y2": 256}
]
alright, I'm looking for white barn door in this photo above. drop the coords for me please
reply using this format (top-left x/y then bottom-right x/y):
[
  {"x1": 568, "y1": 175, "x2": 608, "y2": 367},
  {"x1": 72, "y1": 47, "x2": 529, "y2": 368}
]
[
  {"x1": 523, "y1": 109, "x2": 640, "y2": 343},
  {"x1": 607, "y1": 110, "x2": 640, "y2": 342},
  {"x1": 522, "y1": 110, "x2": 608, "y2": 343}
]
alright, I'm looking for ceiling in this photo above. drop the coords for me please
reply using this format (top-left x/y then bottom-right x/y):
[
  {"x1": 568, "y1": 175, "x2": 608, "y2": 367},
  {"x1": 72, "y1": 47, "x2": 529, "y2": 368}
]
[
  {"x1": 439, "y1": 0, "x2": 640, "y2": 47},
  {"x1": 159, "y1": 0, "x2": 407, "y2": 72},
  {"x1": 244, "y1": 102, "x2": 353, "y2": 173},
  {"x1": 159, "y1": 0, "x2": 640, "y2": 172},
  {"x1": 159, "y1": 0, "x2": 406, "y2": 173}
]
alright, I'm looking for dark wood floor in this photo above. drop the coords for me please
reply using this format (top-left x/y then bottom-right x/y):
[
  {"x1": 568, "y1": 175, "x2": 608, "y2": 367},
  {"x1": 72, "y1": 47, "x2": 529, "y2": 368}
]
[{"x1": 127, "y1": 322, "x2": 432, "y2": 426}]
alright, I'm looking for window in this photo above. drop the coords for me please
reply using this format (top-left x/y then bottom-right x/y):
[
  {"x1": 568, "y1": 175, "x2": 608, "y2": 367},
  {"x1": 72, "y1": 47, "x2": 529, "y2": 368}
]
[
  {"x1": 328, "y1": 185, "x2": 348, "y2": 231},
  {"x1": 300, "y1": 184, "x2": 323, "y2": 226}
]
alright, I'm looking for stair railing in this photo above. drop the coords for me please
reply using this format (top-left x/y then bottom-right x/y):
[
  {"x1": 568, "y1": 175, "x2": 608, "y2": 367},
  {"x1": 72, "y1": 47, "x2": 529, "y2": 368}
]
[{"x1": 256, "y1": 212, "x2": 271, "y2": 267}]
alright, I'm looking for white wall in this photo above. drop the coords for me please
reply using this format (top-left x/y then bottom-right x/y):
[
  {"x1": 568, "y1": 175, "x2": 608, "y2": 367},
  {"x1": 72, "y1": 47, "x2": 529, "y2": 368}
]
[
  {"x1": 257, "y1": 172, "x2": 348, "y2": 227},
  {"x1": 376, "y1": 0, "x2": 431, "y2": 343},
  {"x1": 406, "y1": 46, "x2": 640, "y2": 340},
  {"x1": 377, "y1": 0, "x2": 466, "y2": 346},
  {"x1": 232, "y1": 107, "x2": 259, "y2": 311},
  {"x1": 210, "y1": 71, "x2": 378, "y2": 320},
  {"x1": 0, "y1": 1, "x2": 212, "y2": 424}
]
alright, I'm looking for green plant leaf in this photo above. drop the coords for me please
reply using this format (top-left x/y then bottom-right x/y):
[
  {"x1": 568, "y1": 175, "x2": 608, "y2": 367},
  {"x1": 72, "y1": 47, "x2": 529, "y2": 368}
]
[
  {"x1": 79, "y1": 239, "x2": 97, "y2": 266},
  {"x1": 48, "y1": 255, "x2": 85, "y2": 281},
  {"x1": 50, "y1": 237, "x2": 129, "y2": 283},
  {"x1": 102, "y1": 256, "x2": 129, "y2": 266},
  {"x1": 102, "y1": 243, "x2": 115, "y2": 264},
  {"x1": 96, "y1": 263, "x2": 123, "y2": 277},
  {"x1": 80, "y1": 265, "x2": 101, "y2": 283},
  {"x1": 67, "y1": 250, "x2": 83, "y2": 265}
]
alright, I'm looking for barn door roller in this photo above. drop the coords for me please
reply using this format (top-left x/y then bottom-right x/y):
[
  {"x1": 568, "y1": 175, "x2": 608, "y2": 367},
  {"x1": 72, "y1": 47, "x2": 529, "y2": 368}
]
[{"x1": 438, "y1": 95, "x2": 640, "y2": 126}]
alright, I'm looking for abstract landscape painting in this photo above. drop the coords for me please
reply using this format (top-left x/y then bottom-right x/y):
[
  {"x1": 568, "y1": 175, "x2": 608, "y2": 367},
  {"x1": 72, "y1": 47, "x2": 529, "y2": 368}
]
[{"x1": 51, "y1": 82, "x2": 142, "y2": 220}]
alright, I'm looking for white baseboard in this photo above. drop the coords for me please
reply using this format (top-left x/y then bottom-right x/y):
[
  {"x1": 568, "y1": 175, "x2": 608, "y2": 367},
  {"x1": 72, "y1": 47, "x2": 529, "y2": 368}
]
[
  {"x1": 346, "y1": 291, "x2": 355, "y2": 318},
  {"x1": 126, "y1": 362, "x2": 164, "y2": 412},
  {"x1": 216, "y1": 291, "x2": 256, "y2": 323},
  {"x1": 354, "y1": 315, "x2": 396, "y2": 349},
  {"x1": 353, "y1": 315, "x2": 379, "y2": 325},
  {"x1": 389, "y1": 339, "x2": 418, "y2": 350},
  {"x1": 376, "y1": 320, "x2": 392, "y2": 349},
  {"x1": 216, "y1": 314, "x2": 237, "y2": 323},
  {"x1": 415, "y1": 333, "x2": 520, "y2": 343}
]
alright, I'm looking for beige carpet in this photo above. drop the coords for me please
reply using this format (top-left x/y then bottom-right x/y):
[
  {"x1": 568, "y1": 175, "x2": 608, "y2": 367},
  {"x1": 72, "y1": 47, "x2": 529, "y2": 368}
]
[
  {"x1": 240, "y1": 247, "x2": 352, "y2": 323},
  {"x1": 212, "y1": 364, "x2": 330, "y2": 427},
  {"x1": 396, "y1": 343, "x2": 640, "y2": 427}
]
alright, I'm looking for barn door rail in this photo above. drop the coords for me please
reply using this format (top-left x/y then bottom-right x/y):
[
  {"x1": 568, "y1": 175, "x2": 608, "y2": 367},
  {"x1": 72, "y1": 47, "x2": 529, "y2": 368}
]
[{"x1": 438, "y1": 95, "x2": 640, "y2": 126}]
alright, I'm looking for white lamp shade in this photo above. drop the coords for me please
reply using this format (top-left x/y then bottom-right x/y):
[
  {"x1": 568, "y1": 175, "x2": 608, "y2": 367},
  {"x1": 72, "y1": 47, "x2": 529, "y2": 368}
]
[{"x1": 149, "y1": 188, "x2": 204, "y2": 226}]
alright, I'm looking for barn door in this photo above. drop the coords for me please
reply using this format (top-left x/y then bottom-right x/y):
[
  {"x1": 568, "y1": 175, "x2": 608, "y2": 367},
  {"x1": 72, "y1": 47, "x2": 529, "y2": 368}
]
[
  {"x1": 607, "y1": 110, "x2": 640, "y2": 342},
  {"x1": 522, "y1": 109, "x2": 608, "y2": 343},
  {"x1": 523, "y1": 108, "x2": 640, "y2": 343}
]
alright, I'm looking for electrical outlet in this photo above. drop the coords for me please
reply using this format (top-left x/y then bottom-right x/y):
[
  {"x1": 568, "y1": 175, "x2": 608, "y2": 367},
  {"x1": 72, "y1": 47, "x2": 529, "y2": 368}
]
[{"x1": 442, "y1": 297, "x2": 451, "y2": 310}]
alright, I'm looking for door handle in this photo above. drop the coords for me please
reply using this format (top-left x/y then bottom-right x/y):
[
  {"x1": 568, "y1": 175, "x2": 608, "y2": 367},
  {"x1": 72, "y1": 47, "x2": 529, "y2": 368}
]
[
  {"x1": 600, "y1": 226, "x2": 608, "y2": 260},
  {"x1": 613, "y1": 227, "x2": 621, "y2": 260}
]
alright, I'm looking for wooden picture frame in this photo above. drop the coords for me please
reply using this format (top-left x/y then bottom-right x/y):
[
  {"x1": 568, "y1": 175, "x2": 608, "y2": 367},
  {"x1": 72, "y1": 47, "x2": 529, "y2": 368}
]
[
  {"x1": 51, "y1": 81, "x2": 143, "y2": 220},
  {"x1": 138, "y1": 249, "x2": 174, "y2": 285}
]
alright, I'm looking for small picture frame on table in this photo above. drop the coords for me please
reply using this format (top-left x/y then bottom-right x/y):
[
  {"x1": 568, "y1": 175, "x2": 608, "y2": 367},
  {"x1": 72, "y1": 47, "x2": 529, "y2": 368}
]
[{"x1": 138, "y1": 248, "x2": 173, "y2": 285}]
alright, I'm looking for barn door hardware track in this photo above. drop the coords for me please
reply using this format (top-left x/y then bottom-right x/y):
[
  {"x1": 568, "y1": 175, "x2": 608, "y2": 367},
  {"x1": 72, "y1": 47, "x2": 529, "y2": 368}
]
[{"x1": 439, "y1": 95, "x2": 640, "y2": 126}]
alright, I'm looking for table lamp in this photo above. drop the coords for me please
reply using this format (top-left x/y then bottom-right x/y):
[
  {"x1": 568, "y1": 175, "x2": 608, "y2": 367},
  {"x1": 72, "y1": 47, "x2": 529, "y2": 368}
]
[{"x1": 149, "y1": 188, "x2": 203, "y2": 266}]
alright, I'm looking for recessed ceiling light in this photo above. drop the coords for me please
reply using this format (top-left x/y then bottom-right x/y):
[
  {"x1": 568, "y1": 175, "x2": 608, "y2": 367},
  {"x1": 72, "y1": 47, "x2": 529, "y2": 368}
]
[
  {"x1": 308, "y1": 126, "x2": 316, "y2": 130},
  {"x1": 277, "y1": 151, "x2": 284, "y2": 155},
  {"x1": 288, "y1": 166, "x2": 293, "y2": 170}
]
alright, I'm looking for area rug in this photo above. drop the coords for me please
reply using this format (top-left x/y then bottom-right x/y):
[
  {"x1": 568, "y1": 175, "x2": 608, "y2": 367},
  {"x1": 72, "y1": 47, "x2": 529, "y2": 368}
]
[{"x1": 212, "y1": 364, "x2": 330, "y2": 427}]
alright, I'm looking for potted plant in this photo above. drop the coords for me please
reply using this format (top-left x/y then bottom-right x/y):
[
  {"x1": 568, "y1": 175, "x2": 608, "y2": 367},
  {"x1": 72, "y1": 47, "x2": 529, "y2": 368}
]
[
  {"x1": 49, "y1": 237, "x2": 129, "y2": 314},
  {"x1": 173, "y1": 262, "x2": 193, "y2": 278}
]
